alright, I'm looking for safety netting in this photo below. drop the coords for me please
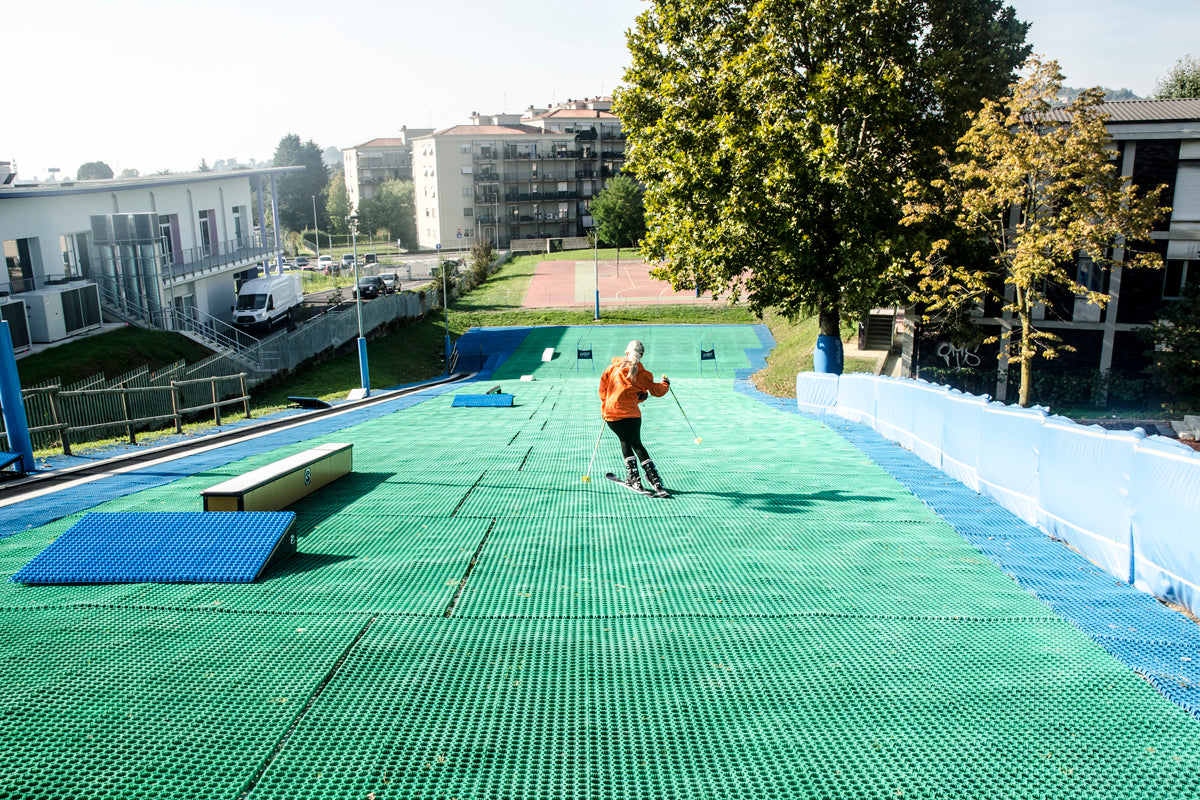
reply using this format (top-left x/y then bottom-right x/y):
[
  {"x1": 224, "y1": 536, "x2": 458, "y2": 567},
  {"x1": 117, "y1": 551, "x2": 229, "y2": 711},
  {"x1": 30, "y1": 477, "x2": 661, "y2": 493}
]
[{"x1": 1, "y1": 325, "x2": 1198, "y2": 799}]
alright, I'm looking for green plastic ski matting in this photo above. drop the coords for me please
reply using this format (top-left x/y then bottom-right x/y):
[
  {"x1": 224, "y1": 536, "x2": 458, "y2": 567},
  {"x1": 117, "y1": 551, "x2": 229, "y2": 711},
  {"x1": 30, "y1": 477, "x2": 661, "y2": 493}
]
[
  {"x1": 0, "y1": 606, "x2": 368, "y2": 800},
  {"x1": 450, "y1": 515, "x2": 1059, "y2": 619},
  {"x1": 247, "y1": 615, "x2": 1200, "y2": 800},
  {"x1": 6, "y1": 366, "x2": 1200, "y2": 798},
  {"x1": 0, "y1": 515, "x2": 488, "y2": 616}
]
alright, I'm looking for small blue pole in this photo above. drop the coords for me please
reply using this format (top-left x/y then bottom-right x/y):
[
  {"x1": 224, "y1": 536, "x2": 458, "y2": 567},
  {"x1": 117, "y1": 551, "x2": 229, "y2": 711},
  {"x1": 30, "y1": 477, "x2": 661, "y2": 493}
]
[
  {"x1": 0, "y1": 321, "x2": 35, "y2": 472},
  {"x1": 357, "y1": 337, "x2": 370, "y2": 397}
]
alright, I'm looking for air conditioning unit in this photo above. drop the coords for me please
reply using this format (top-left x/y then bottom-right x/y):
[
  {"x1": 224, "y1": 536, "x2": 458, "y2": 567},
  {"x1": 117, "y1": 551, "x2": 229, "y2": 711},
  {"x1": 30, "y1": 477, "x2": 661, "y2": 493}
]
[
  {"x1": 24, "y1": 283, "x2": 103, "y2": 343},
  {"x1": 0, "y1": 298, "x2": 30, "y2": 353}
]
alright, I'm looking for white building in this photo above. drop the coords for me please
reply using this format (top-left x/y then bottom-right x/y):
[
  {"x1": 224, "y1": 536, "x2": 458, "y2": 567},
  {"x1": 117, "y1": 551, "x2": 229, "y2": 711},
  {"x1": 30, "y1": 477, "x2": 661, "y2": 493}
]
[
  {"x1": 343, "y1": 127, "x2": 433, "y2": 212},
  {"x1": 412, "y1": 97, "x2": 626, "y2": 250},
  {"x1": 0, "y1": 165, "x2": 302, "y2": 353}
]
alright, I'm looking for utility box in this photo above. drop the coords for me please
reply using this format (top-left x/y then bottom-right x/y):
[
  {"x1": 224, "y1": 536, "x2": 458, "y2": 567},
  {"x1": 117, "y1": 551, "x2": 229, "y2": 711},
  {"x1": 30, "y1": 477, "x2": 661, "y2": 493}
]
[
  {"x1": 23, "y1": 283, "x2": 102, "y2": 343},
  {"x1": 0, "y1": 299, "x2": 30, "y2": 353}
]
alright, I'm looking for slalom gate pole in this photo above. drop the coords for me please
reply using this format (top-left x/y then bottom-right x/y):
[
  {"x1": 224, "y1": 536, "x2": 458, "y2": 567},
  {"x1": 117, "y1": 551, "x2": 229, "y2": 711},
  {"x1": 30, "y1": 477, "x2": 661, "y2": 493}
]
[
  {"x1": 582, "y1": 418, "x2": 606, "y2": 482},
  {"x1": 668, "y1": 385, "x2": 702, "y2": 444}
]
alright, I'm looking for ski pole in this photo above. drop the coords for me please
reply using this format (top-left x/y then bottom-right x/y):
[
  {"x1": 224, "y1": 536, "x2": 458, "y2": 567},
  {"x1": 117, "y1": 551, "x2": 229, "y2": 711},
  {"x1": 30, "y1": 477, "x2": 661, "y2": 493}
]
[
  {"x1": 668, "y1": 385, "x2": 702, "y2": 444},
  {"x1": 581, "y1": 418, "x2": 606, "y2": 482}
]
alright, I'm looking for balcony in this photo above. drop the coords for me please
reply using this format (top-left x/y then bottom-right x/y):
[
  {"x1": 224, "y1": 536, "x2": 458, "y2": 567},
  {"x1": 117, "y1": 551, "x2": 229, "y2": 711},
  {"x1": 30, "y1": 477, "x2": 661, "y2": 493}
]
[{"x1": 90, "y1": 233, "x2": 282, "y2": 287}]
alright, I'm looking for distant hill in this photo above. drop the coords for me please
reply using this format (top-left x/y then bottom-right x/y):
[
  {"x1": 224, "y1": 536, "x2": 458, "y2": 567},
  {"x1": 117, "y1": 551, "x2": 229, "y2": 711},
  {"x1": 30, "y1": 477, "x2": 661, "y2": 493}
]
[{"x1": 1059, "y1": 86, "x2": 1143, "y2": 103}]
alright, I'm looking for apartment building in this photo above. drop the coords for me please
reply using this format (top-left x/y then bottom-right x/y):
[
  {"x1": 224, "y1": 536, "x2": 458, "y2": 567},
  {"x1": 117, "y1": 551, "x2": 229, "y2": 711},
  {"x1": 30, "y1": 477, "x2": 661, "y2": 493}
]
[
  {"x1": 412, "y1": 97, "x2": 625, "y2": 250},
  {"x1": 906, "y1": 97, "x2": 1200, "y2": 400},
  {"x1": 343, "y1": 127, "x2": 433, "y2": 212}
]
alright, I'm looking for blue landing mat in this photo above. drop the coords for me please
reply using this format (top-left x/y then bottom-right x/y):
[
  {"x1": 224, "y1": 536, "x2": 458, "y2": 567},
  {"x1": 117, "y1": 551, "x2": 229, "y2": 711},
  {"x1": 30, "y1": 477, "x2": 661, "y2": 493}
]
[{"x1": 11, "y1": 512, "x2": 297, "y2": 584}]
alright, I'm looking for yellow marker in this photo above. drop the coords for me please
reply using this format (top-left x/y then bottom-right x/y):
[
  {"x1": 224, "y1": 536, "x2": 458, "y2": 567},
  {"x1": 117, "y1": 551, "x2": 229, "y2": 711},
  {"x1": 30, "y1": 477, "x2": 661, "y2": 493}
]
[
  {"x1": 695, "y1": 438, "x2": 703, "y2": 444},
  {"x1": 581, "y1": 475, "x2": 591, "y2": 483}
]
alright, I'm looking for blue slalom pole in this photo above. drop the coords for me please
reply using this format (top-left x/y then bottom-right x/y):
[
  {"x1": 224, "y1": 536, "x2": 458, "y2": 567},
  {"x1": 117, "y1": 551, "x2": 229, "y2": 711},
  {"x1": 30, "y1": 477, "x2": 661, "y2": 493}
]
[{"x1": 0, "y1": 321, "x2": 35, "y2": 472}]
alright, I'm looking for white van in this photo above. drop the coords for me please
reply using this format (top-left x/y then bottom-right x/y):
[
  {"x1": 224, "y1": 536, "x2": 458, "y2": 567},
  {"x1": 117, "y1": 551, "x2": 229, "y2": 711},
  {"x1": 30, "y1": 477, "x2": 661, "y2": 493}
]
[{"x1": 233, "y1": 274, "x2": 303, "y2": 330}]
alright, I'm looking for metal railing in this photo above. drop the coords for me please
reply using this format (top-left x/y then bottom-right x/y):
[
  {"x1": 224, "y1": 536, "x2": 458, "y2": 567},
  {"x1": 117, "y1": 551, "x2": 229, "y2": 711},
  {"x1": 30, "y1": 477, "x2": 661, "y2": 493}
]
[{"x1": 95, "y1": 284, "x2": 266, "y2": 371}]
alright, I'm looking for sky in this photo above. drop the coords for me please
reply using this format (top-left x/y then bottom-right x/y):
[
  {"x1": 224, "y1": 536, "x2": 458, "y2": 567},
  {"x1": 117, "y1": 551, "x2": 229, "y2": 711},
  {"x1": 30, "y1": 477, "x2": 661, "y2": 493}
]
[{"x1": 6, "y1": 0, "x2": 1199, "y2": 182}]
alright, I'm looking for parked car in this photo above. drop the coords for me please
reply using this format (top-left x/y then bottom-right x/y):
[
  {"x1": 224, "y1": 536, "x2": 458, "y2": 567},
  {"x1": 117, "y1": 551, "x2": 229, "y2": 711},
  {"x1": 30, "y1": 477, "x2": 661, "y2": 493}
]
[
  {"x1": 377, "y1": 272, "x2": 399, "y2": 293},
  {"x1": 294, "y1": 256, "x2": 309, "y2": 267},
  {"x1": 363, "y1": 252, "x2": 377, "y2": 265},
  {"x1": 318, "y1": 255, "x2": 335, "y2": 273},
  {"x1": 341, "y1": 253, "x2": 356, "y2": 269},
  {"x1": 353, "y1": 275, "x2": 386, "y2": 300}
]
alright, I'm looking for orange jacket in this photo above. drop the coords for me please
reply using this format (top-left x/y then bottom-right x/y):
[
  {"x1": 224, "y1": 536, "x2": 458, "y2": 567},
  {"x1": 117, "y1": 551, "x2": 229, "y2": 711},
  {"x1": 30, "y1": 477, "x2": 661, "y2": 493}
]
[{"x1": 599, "y1": 359, "x2": 669, "y2": 421}]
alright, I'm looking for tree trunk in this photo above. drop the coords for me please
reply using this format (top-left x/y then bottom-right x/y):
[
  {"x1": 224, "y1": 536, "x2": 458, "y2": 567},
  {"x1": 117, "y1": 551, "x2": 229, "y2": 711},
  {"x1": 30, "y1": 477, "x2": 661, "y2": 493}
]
[
  {"x1": 1018, "y1": 313, "x2": 1032, "y2": 407},
  {"x1": 818, "y1": 305, "x2": 840, "y2": 337}
]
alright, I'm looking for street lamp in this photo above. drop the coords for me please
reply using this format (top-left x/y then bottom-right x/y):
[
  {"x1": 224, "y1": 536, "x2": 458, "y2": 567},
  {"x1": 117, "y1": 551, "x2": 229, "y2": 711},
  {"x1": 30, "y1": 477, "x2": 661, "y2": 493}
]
[
  {"x1": 312, "y1": 196, "x2": 320, "y2": 261},
  {"x1": 348, "y1": 214, "x2": 370, "y2": 396},
  {"x1": 591, "y1": 228, "x2": 600, "y2": 321},
  {"x1": 438, "y1": 244, "x2": 450, "y2": 372}
]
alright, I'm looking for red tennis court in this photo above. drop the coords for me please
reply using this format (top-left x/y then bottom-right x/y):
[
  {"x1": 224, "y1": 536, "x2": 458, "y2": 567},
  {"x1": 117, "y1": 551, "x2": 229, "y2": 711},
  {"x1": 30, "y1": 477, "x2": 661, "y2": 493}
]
[{"x1": 522, "y1": 257, "x2": 728, "y2": 308}]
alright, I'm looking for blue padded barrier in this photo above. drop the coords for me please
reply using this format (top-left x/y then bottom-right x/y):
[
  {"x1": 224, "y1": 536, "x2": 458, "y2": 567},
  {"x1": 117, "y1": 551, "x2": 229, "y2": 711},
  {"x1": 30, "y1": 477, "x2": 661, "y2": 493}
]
[
  {"x1": 451, "y1": 393, "x2": 514, "y2": 408},
  {"x1": 11, "y1": 511, "x2": 297, "y2": 584}
]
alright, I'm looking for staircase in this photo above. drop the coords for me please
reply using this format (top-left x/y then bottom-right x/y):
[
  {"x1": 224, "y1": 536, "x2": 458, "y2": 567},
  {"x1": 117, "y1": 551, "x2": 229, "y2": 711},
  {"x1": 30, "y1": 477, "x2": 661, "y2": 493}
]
[{"x1": 860, "y1": 309, "x2": 896, "y2": 352}]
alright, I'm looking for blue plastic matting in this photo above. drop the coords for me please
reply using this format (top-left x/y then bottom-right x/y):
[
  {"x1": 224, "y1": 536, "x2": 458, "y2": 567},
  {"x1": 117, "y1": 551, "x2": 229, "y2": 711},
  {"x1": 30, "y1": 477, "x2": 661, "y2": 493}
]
[
  {"x1": 0, "y1": 451, "x2": 22, "y2": 471},
  {"x1": 11, "y1": 511, "x2": 297, "y2": 584},
  {"x1": 451, "y1": 393, "x2": 514, "y2": 407}
]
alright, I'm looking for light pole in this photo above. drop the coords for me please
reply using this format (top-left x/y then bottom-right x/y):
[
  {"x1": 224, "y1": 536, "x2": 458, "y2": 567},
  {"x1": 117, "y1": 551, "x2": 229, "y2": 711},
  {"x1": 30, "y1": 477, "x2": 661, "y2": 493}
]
[
  {"x1": 348, "y1": 214, "x2": 370, "y2": 396},
  {"x1": 592, "y1": 228, "x2": 600, "y2": 320},
  {"x1": 438, "y1": 243, "x2": 450, "y2": 372},
  {"x1": 312, "y1": 196, "x2": 320, "y2": 261}
]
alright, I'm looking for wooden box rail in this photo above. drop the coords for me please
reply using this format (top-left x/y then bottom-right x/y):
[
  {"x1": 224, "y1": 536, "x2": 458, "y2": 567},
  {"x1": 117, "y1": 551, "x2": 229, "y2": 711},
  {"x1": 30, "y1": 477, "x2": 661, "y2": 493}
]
[{"x1": 202, "y1": 442, "x2": 353, "y2": 512}]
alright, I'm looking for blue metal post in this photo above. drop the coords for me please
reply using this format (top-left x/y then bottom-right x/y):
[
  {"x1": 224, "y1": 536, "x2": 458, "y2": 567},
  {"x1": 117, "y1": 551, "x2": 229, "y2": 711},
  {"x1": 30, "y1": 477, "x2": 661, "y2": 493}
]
[{"x1": 0, "y1": 321, "x2": 35, "y2": 472}]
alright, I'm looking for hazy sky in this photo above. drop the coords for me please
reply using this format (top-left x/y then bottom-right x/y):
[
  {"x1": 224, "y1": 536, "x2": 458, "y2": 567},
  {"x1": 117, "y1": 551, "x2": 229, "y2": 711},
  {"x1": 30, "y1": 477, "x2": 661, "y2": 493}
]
[{"x1": 6, "y1": 0, "x2": 1198, "y2": 181}]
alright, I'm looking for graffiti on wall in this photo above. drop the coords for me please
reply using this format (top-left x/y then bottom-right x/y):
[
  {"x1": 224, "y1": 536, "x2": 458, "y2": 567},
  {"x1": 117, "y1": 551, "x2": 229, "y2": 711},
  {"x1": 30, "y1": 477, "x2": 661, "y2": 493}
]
[{"x1": 936, "y1": 342, "x2": 981, "y2": 370}]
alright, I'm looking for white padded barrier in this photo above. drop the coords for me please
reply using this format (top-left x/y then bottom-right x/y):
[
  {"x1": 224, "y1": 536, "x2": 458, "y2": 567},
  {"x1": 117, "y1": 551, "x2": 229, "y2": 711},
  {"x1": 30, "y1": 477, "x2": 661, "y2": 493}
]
[
  {"x1": 1037, "y1": 420, "x2": 1140, "y2": 583},
  {"x1": 834, "y1": 373, "x2": 879, "y2": 426},
  {"x1": 1130, "y1": 436, "x2": 1200, "y2": 614},
  {"x1": 940, "y1": 390, "x2": 988, "y2": 491},
  {"x1": 792, "y1": 371, "x2": 1200, "y2": 618},
  {"x1": 795, "y1": 372, "x2": 839, "y2": 413},
  {"x1": 977, "y1": 403, "x2": 1047, "y2": 527}
]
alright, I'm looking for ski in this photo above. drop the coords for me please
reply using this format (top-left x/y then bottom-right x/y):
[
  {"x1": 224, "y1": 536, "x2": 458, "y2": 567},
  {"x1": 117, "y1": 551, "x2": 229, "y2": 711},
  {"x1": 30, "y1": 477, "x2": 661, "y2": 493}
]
[{"x1": 605, "y1": 472, "x2": 658, "y2": 496}]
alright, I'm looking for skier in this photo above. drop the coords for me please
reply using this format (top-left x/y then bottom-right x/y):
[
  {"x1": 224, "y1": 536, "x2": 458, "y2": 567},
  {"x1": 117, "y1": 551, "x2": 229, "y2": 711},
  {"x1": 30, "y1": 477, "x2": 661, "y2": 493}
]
[{"x1": 599, "y1": 340, "x2": 671, "y2": 497}]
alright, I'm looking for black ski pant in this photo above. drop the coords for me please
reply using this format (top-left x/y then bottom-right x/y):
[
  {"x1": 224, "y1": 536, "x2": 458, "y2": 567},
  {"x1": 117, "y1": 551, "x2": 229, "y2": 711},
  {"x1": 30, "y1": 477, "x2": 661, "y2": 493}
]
[{"x1": 606, "y1": 417, "x2": 651, "y2": 463}]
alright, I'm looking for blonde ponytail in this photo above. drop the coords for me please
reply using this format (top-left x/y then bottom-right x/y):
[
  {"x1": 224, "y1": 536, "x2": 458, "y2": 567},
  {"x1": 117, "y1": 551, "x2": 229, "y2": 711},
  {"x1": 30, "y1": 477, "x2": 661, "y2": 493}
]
[{"x1": 623, "y1": 340, "x2": 644, "y2": 381}]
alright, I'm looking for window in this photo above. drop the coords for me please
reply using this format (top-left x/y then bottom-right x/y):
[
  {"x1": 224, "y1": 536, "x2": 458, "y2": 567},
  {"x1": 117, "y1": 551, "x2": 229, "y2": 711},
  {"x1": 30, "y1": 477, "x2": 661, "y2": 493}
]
[
  {"x1": 463, "y1": 186, "x2": 472, "y2": 196},
  {"x1": 465, "y1": 229, "x2": 474, "y2": 238},
  {"x1": 464, "y1": 208, "x2": 473, "y2": 217},
  {"x1": 1163, "y1": 260, "x2": 1192, "y2": 299},
  {"x1": 461, "y1": 165, "x2": 472, "y2": 174},
  {"x1": 1076, "y1": 254, "x2": 1103, "y2": 293}
]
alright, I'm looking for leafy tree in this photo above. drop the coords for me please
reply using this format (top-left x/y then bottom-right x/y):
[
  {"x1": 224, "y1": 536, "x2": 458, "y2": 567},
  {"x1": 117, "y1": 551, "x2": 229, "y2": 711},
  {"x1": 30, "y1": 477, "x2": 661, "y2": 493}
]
[
  {"x1": 617, "y1": 0, "x2": 1030, "y2": 368},
  {"x1": 1147, "y1": 281, "x2": 1200, "y2": 408},
  {"x1": 77, "y1": 161, "x2": 114, "y2": 180},
  {"x1": 118, "y1": 168, "x2": 140, "y2": 179},
  {"x1": 356, "y1": 179, "x2": 416, "y2": 250},
  {"x1": 590, "y1": 175, "x2": 645, "y2": 268},
  {"x1": 1155, "y1": 54, "x2": 1200, "y2": 99},
  {"x1": 272, "y1": 134, "x2": 329, "y2": 233},
  {"x1": 326, "y1": 169, "x2": 350, "y2": 237},
  {"x1": 902, "y1": 58, "x2": 1168, "y2": 406},
  {"x1": 197, "y1": 158, "x2": 212, "y2": 173},
  {"x1": 470, "y1": 234, "x2": 496, "y2": 282}
]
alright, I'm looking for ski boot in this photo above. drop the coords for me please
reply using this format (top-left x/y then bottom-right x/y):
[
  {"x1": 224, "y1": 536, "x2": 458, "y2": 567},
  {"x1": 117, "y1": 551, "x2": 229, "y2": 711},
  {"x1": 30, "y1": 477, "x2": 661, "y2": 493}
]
[
  {"x1": 641, "y1": 459, "x2": 670, "y2": 498},
  {"x1": 624, "y1": 456, "x2": 648, "y2": 492}
]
